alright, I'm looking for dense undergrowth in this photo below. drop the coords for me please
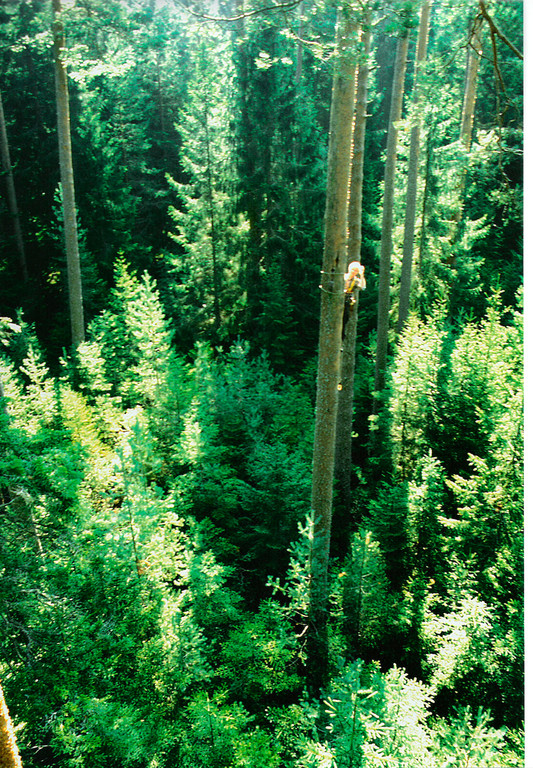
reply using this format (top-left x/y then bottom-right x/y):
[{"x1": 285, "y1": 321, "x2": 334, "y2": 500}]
[{"x1": 0, "y1": 267, "x2": 523, "y2": 766}]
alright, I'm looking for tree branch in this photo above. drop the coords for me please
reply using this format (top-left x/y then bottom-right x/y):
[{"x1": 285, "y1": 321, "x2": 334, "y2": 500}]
[
  {"x1": 173, "y1": 0, "x2": 302, "y2": 23},
  {"x1": 478, "y1": 1, "x2": 523, "y2": 60}
]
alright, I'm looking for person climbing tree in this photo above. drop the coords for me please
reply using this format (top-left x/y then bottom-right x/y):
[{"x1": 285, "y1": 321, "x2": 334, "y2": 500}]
[{"x1": 342, "y1": 261, "x2": 366, "y2": 340}]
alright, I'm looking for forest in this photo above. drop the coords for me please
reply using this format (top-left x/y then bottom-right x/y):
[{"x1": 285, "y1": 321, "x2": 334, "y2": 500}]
[{"x1": 0, "y1": 0, "x2": 524, "y2": 765}]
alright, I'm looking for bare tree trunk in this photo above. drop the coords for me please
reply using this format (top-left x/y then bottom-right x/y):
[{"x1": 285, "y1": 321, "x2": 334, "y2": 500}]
[
  {"x1": 308, "y1": 2, "x2": 357, "y2": 695},
  {"x1": 295, "y1": 1, "x2": 304, "y2": 84},
  {"x1": 203, "y1": 102, "x2": 222, "y2": 333},
  {"x1": 334, "y1": 6, "x2": 372, "y2": 514},
  {"x1": 460, "y1": 15, "x2": 484, "y2": 152},
  {"x1": 52, "y1": 0, "x2": 85, "y2": 347},
  {"x1": 418, "y1": 122, "x2": 434, "y2": 271},
  {"x1": 397, "y1": 1, "x2": 431, "y2": 334},
  {"x1": 0, "y1": 89, "x2": 28, "y2": 283},
  {"x1": 0, "y1": 682, "x2": 23, "y2": 768},
  {"x1": 372, "y1": 31, "x2": 409, "y2": 415},
  {"x1": 449, "y1": 11, "x2": 484, "y2": 249}
]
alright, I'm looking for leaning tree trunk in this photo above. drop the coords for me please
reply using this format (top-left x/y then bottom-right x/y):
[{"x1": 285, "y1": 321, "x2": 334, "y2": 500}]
[
  {"x1": 52, "y1": 0, "x2": 85, "y2": 347},
  {"x1": 397, "y1": 1, "x2": 431, "y2": 334},
  {"x1": 0, "y1": 89, "x2": 28, "y2": 283},
  {"x1": 334, "y1": 5, "x2": 372, "y2": 515},
  {"x1": 372, "y1": 31, "x2": 409, "y2": 418},
  {"x1": 0, "y1": 682, "x2": 23, "y2": 768},
  {"x1": 307, "y1": 1, "x2": 357, "y2": 696}
]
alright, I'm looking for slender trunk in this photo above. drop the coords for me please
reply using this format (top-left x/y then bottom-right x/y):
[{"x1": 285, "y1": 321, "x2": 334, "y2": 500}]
[
  {"x1": 155, "y1": 55, "x2": 168, "y2": 168},
  {"x1": 0, "y1": 682, "x2": 23, "y2": 768},
  {"x1": 418, "y1": 122, "x2": 435, "y2": 271},
  {"x1": 334, "y1": 7, "x2": 372, "y2": 514},
  {"x1": 450, "y1": 12, "x2": 484, "y2": 247},
  {"x1": 295, "y1": 1, "x2": 304, "y2": 84},
  {"x1": 308, "y1": 3, "x2": 357, "y2": 695},
  {"x1": 203, "y1": 102, "x2": 222, "y2": 332},
  {"x1": 0, "y1": 89, "x2": 28, "y2": 283},
  {"x1": 372, "y1": 32, "x2": 409, "y2": 412},
  {"x1": 397, "y1": 2, "x2": 431, "y2": 334},
  {"x1": 460, "y1": 16, "x2": 483, "y2": 151},
  {"x1": 52, "y1": 0, "x2": 85, "y2": 347}
]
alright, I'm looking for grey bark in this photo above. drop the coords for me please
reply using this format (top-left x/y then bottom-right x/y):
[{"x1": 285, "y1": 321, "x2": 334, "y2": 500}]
[
  {"x1": 53, "y1": 0, "x2": 85, "y2": 347},
  {"x1": 308, "y1": 2, "x2": 357, "y2": 694},
  {"x1": 449, "y1": 12, "x2": 483, "y2": 248},
  {"x1": 461, "y1": 16, "x2": 483, "y2": 151},
  {"x1": 334, "y1": 7, "x2": 372, "y2": 513},
  {"x1": 373, "y1": 31, "x2": 409, "y2": 409},
  {"x1": 397, "y1": 2, "x2": 431, "y2": 334},
  {"x1": 0, "y1": 89, "x2": 28, "y2": 283}
]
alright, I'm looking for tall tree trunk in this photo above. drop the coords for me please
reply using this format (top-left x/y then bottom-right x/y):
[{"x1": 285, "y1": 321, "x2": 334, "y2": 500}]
[
  {"x1": 295, "y1": 1, "x2": 304, "y2": 84},
  {"x1": 418, "y1": 121, "x2": 435, "y2": 271},
  {"x1": 450, "y1": 11, "x2": 484, "y2": 246},
  {"x1": 0, "y1": 89, "x2": 28, "y2": 283},
  {"x1": 0, "y1": 682, "x2": 23, "y2": 768},
  {"x1": 52, "y1": 0, "x2": 85, "y2": 347},
  {"x1": 397, "y1": 2, "x2": 431, "y2": 334},
  {"x1": 308, "y1": 2, "x2": 357, "y2": 695},
  {"x1": 460, "y1": 15, "x2": 484, "y2": 151},
  {"x1": 372, "y1": 31, "x2": 409, "y2": 415},
  {"x1": 203, "y1": 102, "x2": 222, "y2": 333},
  {"x1": 334, "y1": 5, "x2": 372, "y2": 515}
]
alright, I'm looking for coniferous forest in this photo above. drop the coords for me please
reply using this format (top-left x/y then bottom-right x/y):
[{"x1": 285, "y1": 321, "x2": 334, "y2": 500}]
[{"x1": 0, "y1": 0, "x2": 524, "y2": 765}]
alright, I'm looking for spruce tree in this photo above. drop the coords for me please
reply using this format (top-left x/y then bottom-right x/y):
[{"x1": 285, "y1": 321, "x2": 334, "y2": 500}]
[{"x1": 168, "y1": 21, "x2": 241, "y2": 343}]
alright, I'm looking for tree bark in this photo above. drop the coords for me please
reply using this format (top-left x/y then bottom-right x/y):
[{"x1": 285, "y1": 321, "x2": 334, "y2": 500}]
[
  {"x1": 308, "y1": 2, "x2": 357, "y2": 695},
  {"x1": 334, "y1": 5, "x2": 372, "y2": 514},
  {"x1": 295, "y1": 1, "x2": 304, "y2": 84},
  {"x1": 0, "y1": 89, "x2": 28, "y2": 283},
  {"x1": 397, "y1": 2, "x2": 431, "y2": 334},
  {"x1": 460, "y1": 16, "x2": 483, "y2": 152},
  {"x1": 372, "y1": 31, "x2": 409, "y2": 411},
  {"x1": 449, "y1": 11, "x2": 483, "y2": 248},
  {"x1": 203, "y1": 101, "x2": 222, "y2": 333},
  {"x1": 0, "y1": 682, "x2": 23, "y2": 768},
  {"x1": 52, "y1": 0, "x2": 85, "y2": 347}
]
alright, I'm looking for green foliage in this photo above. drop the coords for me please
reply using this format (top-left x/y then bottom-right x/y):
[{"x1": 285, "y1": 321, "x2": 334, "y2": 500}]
[
  {"x1": 430, "y1": 706, "x2": 508, "y2": 768},
  {"x1": 167, "y1": 21, "x2": 244, "y2": 345},
  {"x1": 422, "y1": 591, "x2": 496, "y2": 695},
  {"x1": 333, "y1": 529, "x2": 394, "y2": 658},
  {"x1": 177, "y1": 691, "x2": 282, "y2": 768},
  {"x1": 388, "y1": 313, "x2": 444, "y2": 479},
  {"x1": 219, "y1": 600, "x2": 302, "y2": 708},
  {"x1": 301, "y1": 661, "x2": 435, "y2": 768},
  {"x1": 365, "y1": 481, "x2": 411, "y2": 589},
  {"x1": 0, "y1": 2, "x2": 524, "y2": 765},
  {"x1": 268, "y1": 514, "x2": 313, "y2": 624},
  {"x1": 420, "y1": 553, "x2": 523, "y2": 726},
  {"x1": 174, "y1": 340, "x2": 313, "y2": 588}
]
